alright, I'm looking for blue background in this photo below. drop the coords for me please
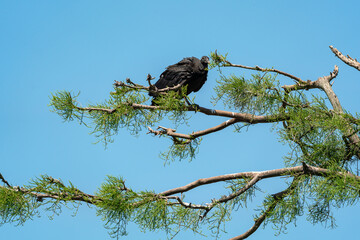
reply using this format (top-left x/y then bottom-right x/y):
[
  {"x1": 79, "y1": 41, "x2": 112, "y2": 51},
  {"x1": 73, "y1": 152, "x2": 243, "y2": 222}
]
[{"x1": 1, "y1": 0, "x2": 359, "y2": 239}]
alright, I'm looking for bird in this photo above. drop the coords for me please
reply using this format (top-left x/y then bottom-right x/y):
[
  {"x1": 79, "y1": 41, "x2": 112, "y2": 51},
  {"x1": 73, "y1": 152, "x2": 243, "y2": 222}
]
[{"x1": 149, "y1": 56, "x2": 209, "y2": 104}]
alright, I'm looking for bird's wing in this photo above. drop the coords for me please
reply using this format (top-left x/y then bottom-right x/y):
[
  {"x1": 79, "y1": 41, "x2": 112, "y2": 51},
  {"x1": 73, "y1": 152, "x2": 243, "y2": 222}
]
[
  {"x1": 155, "y1": 68, "x2": 192, "y2": 89},
  {"x1": 154, "y1": 58, "x2": 196, "y2": 89},
  {"x1": 167, "y1": 57, "x2": 195, "y2": 68},
  {"x1": 189, "y1": 74, "x2": 207, "y2": 92}
]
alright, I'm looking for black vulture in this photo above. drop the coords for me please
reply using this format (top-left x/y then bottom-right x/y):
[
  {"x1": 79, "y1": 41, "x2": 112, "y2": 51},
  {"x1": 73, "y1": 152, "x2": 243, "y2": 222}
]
[{"x1": 149, "y1": 56, "x2": 209, "y2": 104}]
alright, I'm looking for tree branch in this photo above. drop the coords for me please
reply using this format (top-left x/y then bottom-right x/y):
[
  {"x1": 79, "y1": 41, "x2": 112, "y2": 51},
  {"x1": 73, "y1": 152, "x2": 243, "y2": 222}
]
[
  {"x1": 0, "y1": 173, "x2": 12, "y2": 188},
  {"x1": 0, "y1": 174, "x2": 101, "y2": 204},
  {"x1": 214, "y1": 175, "x2": 259, "y2": 204},
  {"x1": 4, "y1": 164, "x2": 357, "y2": 206},
  {"x1": 148, "y1": 118, "x2": 240, "y2": 140},
  {"x1": 114, "y1": 78, "x2": 187, "y2": 96},
  {"x1": 281, "y1": 65, "x2": 338, "y2": 93},
  {"x1": 230, "y1": 178, "x2": 299, "y2": 240},
  {"x1": 163, "y1": 195, "x2": 209, "y2": 210},
  {"x1": 329, "y1": 45, "x2": 360, "y2": 71},
  {"x1": 281, "y1": 62, "x2": 360, "y2": 159},
  {"x1": 160, "y1": 163, "x2": 360, "y2": 196},
  {"x1": 77, "y1": 103, "x2": 289, "y2": 123},
  {"x1": 2, "y1": 162, "x2": 359, "y2": 239},
  {"x1": 223, "y1": 61, "x2": 306, "y2": 84},
  {"x1": 311, "y1": 64, "x2": 360, "y2": 158},
  {"x1": 314, "y1": 65, "x2": 341, "y2": 110}
]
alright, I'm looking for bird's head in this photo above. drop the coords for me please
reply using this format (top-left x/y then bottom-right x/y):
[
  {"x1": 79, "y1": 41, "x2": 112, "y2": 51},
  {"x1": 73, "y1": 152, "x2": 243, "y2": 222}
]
[{"x1": 201, "y1": 56, "x2": 210, "y2": 66}]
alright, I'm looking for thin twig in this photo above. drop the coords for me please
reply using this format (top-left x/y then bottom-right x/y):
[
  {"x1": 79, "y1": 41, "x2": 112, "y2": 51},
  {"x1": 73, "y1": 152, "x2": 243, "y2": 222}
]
[
  {"x1": 223, "y1": 61, "x2": 306, "y2": 84},
  {"x1": 114, "y1": 78, "x2": 187, "y2": 96},
  {"x1": 148, "y1": 118, "x2": 240, "y2": 140},
  {"x1": 0, "y1": 173, "x2": 12, "y2": 188}
]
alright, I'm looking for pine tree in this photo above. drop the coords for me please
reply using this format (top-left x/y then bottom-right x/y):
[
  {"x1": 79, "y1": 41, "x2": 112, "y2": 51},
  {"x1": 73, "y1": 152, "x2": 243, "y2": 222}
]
[{"x1": 1, "y1": 46, "x2": 360, "y2": 239}]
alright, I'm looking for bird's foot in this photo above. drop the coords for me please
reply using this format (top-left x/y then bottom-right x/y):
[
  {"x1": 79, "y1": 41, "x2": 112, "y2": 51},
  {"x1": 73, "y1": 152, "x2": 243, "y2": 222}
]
[
  {"x1": 190, "y1": 103, "x2": 200, "y2": 112},
  {"x1": 183, "y1": 97, "x2": 199, "y2": 111}
]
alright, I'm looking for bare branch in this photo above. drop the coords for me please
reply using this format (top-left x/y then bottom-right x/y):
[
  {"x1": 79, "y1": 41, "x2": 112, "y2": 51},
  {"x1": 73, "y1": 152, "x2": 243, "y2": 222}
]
[
  {"x1": 160, "y1": 163, "x2": 360, "y2": 196},
  {"x1": 190, "y1": 118, "x2": 239, "y2": 138},
  {"x1": 114, "y1": 78, "x2": 186, "y2": 96},
  {"x1": 163, "y1": 195, "x2": 209, "y2": 210},
  {"x1": 223, "y1": 61, "x2": 306, "y2": 84},
  {"x1": 281, "y1": 66, "x2": 338, "y2": 93},
  {"x1": 282, "y1": 80, "x2": 318, "y2": 92},
  {"x1": 329, "y1": 45, "x2": 360, "y2": 71},
  {"x1": 189, "y1": 105, "x2": 289, "y2": 123},
  {"x1": 147, "y1": 126, "x2": 191, "y2": 145},
  {"x1": 314, "y1": 65, "x2": 341, "y2": 111},
  {"x1": 146, "y1": 74, "x2": 155, "y2": 86},
  {"x1": 148, "y1": 118, "x2": 240, "y2": 140}
]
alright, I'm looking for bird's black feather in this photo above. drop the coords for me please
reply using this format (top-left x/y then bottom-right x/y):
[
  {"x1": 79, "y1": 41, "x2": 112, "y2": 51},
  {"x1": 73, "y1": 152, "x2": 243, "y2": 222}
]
[{"x1": 149, "y1": 56, "x2": 209, "y2": 102}]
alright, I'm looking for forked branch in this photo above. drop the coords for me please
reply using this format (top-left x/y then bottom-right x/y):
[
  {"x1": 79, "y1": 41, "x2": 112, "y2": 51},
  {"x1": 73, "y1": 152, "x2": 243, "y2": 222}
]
[
  {"x1": 160, "y1": 163, "x2": 360, "y2": 196},
  {"x1": 281, "y1": 65, "x2": 339, "y2": 93}
]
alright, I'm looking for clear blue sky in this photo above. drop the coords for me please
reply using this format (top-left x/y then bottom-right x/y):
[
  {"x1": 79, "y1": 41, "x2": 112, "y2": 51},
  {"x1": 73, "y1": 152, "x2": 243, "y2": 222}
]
[{"x1": 1, "y1": 1, "x2": 360, "y2": 239}]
